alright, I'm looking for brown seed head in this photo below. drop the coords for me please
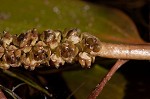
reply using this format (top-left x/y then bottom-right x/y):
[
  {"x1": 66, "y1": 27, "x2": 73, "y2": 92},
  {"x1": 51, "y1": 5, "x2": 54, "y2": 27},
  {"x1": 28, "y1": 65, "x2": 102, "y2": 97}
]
[{"x1": 0, "y1": 28, "x2": 101, "y2": 70}]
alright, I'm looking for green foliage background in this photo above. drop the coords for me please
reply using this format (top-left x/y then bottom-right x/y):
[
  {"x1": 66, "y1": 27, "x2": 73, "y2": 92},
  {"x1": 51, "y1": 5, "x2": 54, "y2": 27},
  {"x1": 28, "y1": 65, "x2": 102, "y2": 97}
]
[{"x1": 0, "y1": 0, "x2": 144, "y2": 99}]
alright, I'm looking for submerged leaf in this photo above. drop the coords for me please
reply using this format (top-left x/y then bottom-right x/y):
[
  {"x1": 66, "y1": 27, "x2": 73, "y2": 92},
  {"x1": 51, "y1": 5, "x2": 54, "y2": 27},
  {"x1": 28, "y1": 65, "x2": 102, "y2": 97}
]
[{"x1": 63, "y1": 65, "x2": 126, "y2": 99}]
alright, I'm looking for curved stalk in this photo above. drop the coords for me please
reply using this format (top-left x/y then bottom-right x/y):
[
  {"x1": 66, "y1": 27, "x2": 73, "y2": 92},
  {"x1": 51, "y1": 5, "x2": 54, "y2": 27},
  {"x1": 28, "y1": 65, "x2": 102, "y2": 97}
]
[
  {"x1": 88, "y1": 59, "x2": 128, "y2": 99},
  {"x1": 91, "y1": 42, "x2": 150, "y2": 60}
]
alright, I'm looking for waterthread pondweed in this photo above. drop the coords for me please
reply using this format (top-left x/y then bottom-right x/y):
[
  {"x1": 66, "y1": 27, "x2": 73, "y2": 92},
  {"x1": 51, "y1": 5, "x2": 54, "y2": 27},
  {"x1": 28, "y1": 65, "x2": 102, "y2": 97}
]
[
  {"x1": 0, "y1": 28, "x2": 150, "y2": 70},
  {"x1": 0, "y1": 28, "x2": 150, "y2": 99}
]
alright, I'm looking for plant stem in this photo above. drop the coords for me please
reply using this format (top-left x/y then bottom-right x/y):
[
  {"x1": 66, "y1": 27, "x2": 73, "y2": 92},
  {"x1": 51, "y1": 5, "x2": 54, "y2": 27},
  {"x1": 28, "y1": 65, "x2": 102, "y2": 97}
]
[
  {"x1": 0, "y1": 89, "x2": 7, "y2": 99},
  {"x1": 0, "y1": 29, "x2": 150, "y2": 70},
  {"x1": 88, "y1": 59, "x2": 128, "y2": 99},
  {"x1": 91, "y1": 42, "x2": 150, "y2": 60}
]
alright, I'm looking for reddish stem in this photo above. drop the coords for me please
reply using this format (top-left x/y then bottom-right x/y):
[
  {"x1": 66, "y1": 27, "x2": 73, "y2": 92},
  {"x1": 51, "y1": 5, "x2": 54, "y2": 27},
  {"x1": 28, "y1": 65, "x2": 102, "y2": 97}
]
[
  {"x1": 0, "y1": 89, "x2": 7, "y2": 99},
  {"x1": 88, "y1": 59, "x2": 128, "y2": 99}
]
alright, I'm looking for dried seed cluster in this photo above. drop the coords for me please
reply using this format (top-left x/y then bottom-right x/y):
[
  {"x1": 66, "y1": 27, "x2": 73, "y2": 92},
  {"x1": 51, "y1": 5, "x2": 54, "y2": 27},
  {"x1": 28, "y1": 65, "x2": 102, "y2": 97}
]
[{"x1": 0, "y1": 28, "x2": 101, "y2": 70}]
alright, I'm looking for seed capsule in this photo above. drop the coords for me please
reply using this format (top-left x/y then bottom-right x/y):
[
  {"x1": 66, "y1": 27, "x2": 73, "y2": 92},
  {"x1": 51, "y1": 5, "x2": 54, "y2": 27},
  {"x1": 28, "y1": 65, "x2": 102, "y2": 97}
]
[
  {"x1": 2, "y1": 31, "x2": 13, "y2": 48},
  {"x1": 79, "y1": 52, "x2": 95, "y2": 68},
  {"x1": 18, "y1": 33, "x2": 28, "y2": 48},
  {"x1": 50, "y1": 53, "x2": 65, "y2": 68},
  {"x1": 40, "y1": 30, "x2": 61, "y2": 50},
  {"x1": 12, "y1": 35, "x2": 20, "y2": 47},
  {"x1": 33, "y1": 41, "x2": 51, "y2": 65},
  {"x1": 0, "y1": 61, "x2": 10, "y2": 69},
  {"x1": 30, "y1": 29, "x2": 39, "y2": 46},
  {"x1": 60, "y1": 41, "x2": 78, "y2": 63},
  {"x1": 63, "y1": 28, "x2": 81, "y2": 44},
  {"x1": 81, "y1": 33, "x2": 101, "y2": 53},
  {"x1": 14, "y1": 49, "x2": 21, "y2": 58},
  {"x1": 3, "y1": 45, "x2": 21, "y2": 67},
  {"x1": 0, "y1": 45, "x2": 4, "y2": 58},
  {"x1": 21, "y1": 52, "x2": 41, "y2": 70}
]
